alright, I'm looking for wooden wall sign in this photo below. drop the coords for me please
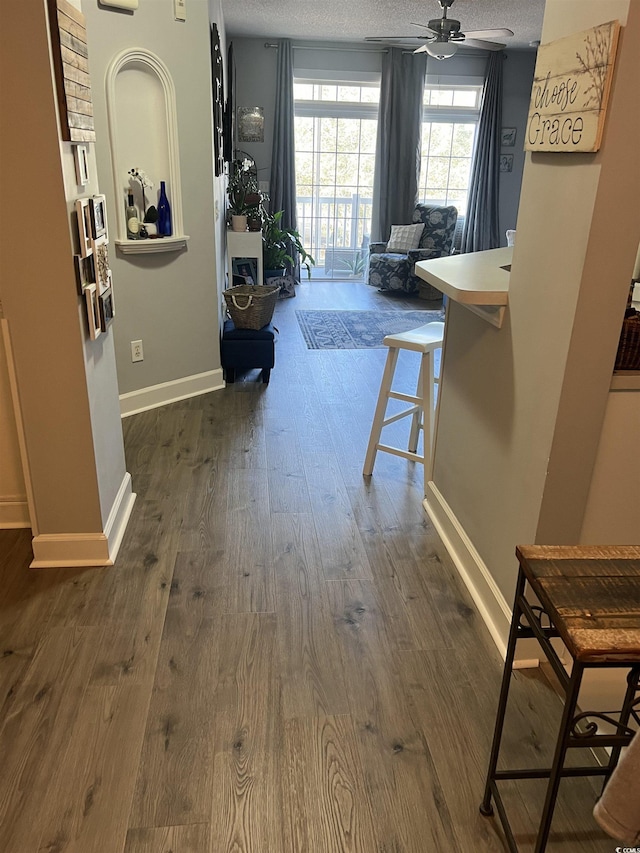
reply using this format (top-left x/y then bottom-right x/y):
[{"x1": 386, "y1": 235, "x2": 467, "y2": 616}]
[
  {"x1": 48, "y1": 0, "x2": 96, "y2": 142},
  {"x1": 525, "y1": 20, "x2": 620, "y2": 153}
]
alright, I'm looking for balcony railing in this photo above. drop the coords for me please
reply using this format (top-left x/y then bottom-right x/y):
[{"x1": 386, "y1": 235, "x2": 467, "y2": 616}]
[{"x1": 296, "y1": 193, "x2": 372, "y2": 279}]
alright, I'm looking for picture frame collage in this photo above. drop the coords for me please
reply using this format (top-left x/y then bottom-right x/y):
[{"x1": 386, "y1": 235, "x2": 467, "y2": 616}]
[
  {"x1": 499, "y1": 127, "x2": 516, "y2": 173},
  {"x1": 74, "y1": 192, "x2": 115, "y2": 340}
]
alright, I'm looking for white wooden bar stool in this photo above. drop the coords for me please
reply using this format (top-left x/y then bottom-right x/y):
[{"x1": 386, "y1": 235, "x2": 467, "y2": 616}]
[{"x1": 363, "y1": 322, "x2": 444, "y2": 495}]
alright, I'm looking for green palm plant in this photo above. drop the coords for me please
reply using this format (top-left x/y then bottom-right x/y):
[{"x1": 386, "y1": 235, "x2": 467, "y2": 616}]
[
  {"x1": 261, "y1": 208, "x2": 315, "y2": 278},
  {"x1": 337, "y1": 250, "x2": 367, "y2": 277}
]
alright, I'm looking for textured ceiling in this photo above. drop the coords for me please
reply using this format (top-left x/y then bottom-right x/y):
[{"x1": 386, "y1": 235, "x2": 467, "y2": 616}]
[{"x1": 221, "y1": 0, "x2": 546, "y2": 51}]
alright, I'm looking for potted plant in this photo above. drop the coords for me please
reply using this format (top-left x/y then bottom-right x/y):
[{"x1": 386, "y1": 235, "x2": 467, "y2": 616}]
[
  {"x1": 337, "y1": 249, "x2": 367, "y2": 278},
  {"x1": 261, "y1": 208, "x2": 315, "y2": 279},
  {"x1": 227, "y1": 158, "x2": 261, "y2": 232}
]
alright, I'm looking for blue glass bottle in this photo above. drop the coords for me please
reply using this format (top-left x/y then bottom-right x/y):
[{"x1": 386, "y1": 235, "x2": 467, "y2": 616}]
[{"x1": 157, "y1": 181, "x2": 172, "y2": 237}]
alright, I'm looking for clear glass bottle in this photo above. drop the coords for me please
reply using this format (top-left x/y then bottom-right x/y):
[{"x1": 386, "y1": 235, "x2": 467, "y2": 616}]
[
  {"x1": 126, "y1": 192, "x2": 140, "y2": 239},
  {"x1": 157, "y1": 181, "x2": 172, "y2": 237}
]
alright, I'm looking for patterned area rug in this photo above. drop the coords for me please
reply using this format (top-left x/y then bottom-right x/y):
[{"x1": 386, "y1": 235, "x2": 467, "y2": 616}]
[{"x1": 295, "y1": 309, "x2": 444, "y2": 350}]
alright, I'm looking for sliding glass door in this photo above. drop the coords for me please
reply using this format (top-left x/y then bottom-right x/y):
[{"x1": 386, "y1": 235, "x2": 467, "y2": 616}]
[{"x1": 294, "y1": 82, "x2": 379, "y2": 280}]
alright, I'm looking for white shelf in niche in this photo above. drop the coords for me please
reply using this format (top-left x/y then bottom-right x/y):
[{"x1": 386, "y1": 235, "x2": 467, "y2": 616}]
[{"x1": 116, "y1": 235, "x2": 189, "y2": 254}]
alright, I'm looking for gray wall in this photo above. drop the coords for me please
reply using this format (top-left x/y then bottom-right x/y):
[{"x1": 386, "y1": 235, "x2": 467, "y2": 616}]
[
  {"x1": 84, "y1": 0, "x2": 222, "y2": 398},
  {"x1": 232, "y1": 39, "x2": 534, "y2": 233},
  {"x1": 499, "y1": 50, "x2": 537, "y2": 241},
  {"x1": 233, "y1": 39, "x2": 279, "y2": 186}
]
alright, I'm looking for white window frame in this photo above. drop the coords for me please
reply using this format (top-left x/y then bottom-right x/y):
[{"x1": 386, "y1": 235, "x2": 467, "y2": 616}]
[
  {"x1": 294, "y1": 76, "x2": 380, "y2": 122},
  {"x1": 418, "y1": 79, "x2": 483, "y2": 216}
]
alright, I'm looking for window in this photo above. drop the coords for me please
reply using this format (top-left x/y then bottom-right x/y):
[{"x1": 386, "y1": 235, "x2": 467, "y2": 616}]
[
  {"x1": 418, "y1": 84, "x2": 482, "y2": 216},
  {"x1": 294, "y1": 81, "x2": 379, "y2": 279}
]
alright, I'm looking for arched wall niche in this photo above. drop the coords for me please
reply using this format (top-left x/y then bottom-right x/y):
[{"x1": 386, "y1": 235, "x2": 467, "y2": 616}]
[{"x1": 106, "y1": 48, "x2": 188, "y2": 254}]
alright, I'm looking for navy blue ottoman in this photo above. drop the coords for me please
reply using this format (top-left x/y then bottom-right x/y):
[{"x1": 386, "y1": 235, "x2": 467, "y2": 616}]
[{"x1": 221, "y1": 319, "x2": 276, "y2": 384}]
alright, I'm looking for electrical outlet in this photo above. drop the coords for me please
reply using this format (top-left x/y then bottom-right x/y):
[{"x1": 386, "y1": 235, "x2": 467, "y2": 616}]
[{"x1": 131, "y1": 340, "x2": 143, "y2": 362}]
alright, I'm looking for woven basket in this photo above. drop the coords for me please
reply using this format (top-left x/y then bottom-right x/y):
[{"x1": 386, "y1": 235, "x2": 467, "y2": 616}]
[
  {"x1": 615, "y1": 313, "x2": 640, "y2": 371},
  {"x1": 224, "y1": 284, "x2": 279, "y2": 330}
]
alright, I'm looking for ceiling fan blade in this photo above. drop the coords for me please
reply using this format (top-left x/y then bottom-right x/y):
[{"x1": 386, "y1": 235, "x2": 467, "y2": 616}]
[
  {"x1": 463, "y1": 27, "x2": 514, "y2": 39},
  {"x1": 413, "y1": 44, "x2": 430, "y2": 53},
  {"x1": 410, "y1": 22, "x2": 440, "y2": 34},
  {"x1": 461, "y1": 37, "x2": 506, "y2": 50},
  {"x1": 365, "y1": 35, "x2": 433, "y2": 42}
]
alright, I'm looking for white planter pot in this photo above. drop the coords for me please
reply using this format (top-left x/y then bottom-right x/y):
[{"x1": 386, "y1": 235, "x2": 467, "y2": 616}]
[{"x1": 231, "y1": 214, "x2": 248, "y2": 232}]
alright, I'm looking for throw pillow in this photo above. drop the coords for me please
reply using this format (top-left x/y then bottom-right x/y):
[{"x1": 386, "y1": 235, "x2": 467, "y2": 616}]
[{"x1": 386, "y1": 223, "x2": 424, "y2": 252}]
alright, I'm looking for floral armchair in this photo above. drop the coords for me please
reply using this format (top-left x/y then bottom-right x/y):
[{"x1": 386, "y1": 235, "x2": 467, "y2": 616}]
[{"x1": 368, "y1": 204, "x2": 458, "y2": 298}]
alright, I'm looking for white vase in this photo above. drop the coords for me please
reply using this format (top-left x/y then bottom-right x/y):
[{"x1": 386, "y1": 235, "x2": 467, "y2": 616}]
[{"x1": 231, "y1": 214, "x2": 248, "y2": 232}]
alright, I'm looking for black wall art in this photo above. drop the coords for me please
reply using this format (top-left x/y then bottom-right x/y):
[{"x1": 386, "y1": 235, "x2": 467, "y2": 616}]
[
  {"x1": 210, "y1": 23, "x2": 224, "y2": 176},
  {"x1": 223, "y1": 42, "x2": 235, "y2": 163}
]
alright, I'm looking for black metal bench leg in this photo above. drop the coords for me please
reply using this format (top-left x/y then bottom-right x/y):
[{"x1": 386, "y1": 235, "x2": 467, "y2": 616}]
[
  {"x1": 480, "y1": 567, "x2": 527, "y2": 819},
  {"x1": 533, "y1": 663, "x2": 585, "y2": 853},
  {"x1": 602, "y1": 665, "x2": 640, "y2": 791},
  {"x1": 262, "y1": 368, "x2": 270, "y2": 384}
]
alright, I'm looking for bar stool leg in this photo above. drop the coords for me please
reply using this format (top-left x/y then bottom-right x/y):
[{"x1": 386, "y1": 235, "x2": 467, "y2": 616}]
[
  {"x1": 424, "y1": 352, "x2": 435, "y2": 450},
  {"x1": 419, "y1": 351, "x2": 435, "y2": 496},
  {"x1": 534, "y1": 663, "x2": 585, "y2": 853},
  {"x1": 363, "y1": 346, "x2": 399, "y2": 477},
  {"x1": 408, "y1": 357, "x2": 424, "y2": 454},
  {"x1": 480, "y1": 567, "x2": 527, "y2": 819}
]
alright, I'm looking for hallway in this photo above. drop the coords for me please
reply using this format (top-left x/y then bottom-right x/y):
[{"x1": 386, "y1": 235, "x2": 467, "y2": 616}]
[{"x1": 0, "y1": 282, "x2": 609, "y2": 851}]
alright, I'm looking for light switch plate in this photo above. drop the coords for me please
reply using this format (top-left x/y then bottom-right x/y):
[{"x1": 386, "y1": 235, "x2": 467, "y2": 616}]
[{"x1": 174, "y1": 0, "x2": 186, "y2": 21}]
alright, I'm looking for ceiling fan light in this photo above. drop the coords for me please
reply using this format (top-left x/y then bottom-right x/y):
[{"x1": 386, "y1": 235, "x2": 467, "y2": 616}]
[{"x1": 425, "y1": 40, "x2": 459, "y2": 59}]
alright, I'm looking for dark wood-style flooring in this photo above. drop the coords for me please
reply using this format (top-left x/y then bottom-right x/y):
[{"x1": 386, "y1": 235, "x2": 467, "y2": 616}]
[{"x1": 0, "y1": 281, "x2": 611, "y2": 851}]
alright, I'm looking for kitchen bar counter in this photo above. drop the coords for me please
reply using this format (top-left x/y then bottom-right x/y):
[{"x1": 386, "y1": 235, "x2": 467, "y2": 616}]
[{"x1": 415, "y1": 247, "x2": 512, "y2": 328}]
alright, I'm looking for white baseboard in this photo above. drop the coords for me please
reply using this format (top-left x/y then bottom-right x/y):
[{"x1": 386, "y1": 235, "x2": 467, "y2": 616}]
[
  {"x1": 119, "y1": 368, "x2": 225, "y2": 418},
  {"x1": 103, "y1": 471, "x2": 136, "y2": 564},
  {"x1": 423, "y1": 481, "x2": 539, "y2": 665},
  {"x1": 0, "y1": 496, "x2": 30, "y2": 529},
  {"x1": 30, "y1": 473, "x2": 136, "y2": 568},
  {"x1": 31, "y1": 532, "x2": 112, "y2": 568}
]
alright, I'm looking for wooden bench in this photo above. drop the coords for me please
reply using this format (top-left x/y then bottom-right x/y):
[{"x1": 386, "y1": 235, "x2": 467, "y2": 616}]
[{"x1": 480, "y1": 545, "x2": 640, "y2": 852}]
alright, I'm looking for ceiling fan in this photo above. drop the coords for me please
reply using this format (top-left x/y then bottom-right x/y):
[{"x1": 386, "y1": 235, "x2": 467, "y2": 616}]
[{"x1": 365, "y1": 0, "x2": 514, "y2": 60}]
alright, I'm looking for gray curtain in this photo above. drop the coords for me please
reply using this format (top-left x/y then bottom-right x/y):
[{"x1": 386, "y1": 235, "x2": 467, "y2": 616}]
[
  {"x1": 371, "y1": 49, "x2": 426, "y2": 243},
  {"x1": 461, "y1": 52, "x2": 503, "y2": 253},
  {"x1": 269, "y1": 39, "x2": 297, "y2": 232}
]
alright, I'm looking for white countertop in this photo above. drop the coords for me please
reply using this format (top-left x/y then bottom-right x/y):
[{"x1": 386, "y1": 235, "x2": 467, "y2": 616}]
[{"x1": 415, "y1": 247, "x2": 512, "y2": 306}]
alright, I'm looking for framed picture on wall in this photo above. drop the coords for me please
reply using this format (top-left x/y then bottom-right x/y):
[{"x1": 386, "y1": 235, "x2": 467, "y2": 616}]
[
  {"x1": 237, "y1": 107, "x2": 264, "y2": 143},
  {"x1": 74, "y1": 254, "x2": 95, "y2": 295},
  {"x1": 73, "y1": 144, "x2": 89, "y2": 186},
  {"x1": 500, "y1": 154, "x2": 514, "y2": 173},
  {"x1": 99, "y1": 285, "x2": 115, "y2": 331},
  {"x1": 501, "y1": 127, "x2": 517, "y2": 147},
  {"x1": 89, "y1": 194, "x2": 108, "y2": 240},
  {"x1": 75, "y1": 198, "x2": 93, "y2": 258},
  {"x1": 91, "y1": 236, "x2": 111, "y2": 294},
  {"x1": 84, "y1": 283, "x2": 102, "y2": 340}
]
